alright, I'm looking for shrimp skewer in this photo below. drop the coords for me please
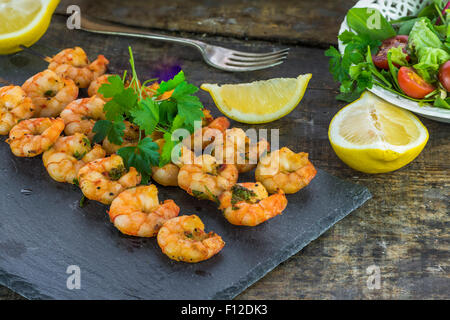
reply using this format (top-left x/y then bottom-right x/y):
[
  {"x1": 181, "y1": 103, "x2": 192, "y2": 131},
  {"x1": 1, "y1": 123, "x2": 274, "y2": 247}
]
[
  {"x1": 255, "y1": 147, "x2": 317, "y2": 194},
  {"x1": 0, "y1": 86, "x2": 35, "y2": 135},
  {"x1": 183, "y1": 116, "x2": 230, "y2": 151},
  {"x1": 151, "y1": 139, "x2": 195, "y2": 187},
  {"x1": 178, "y1": 154, "x2": 238, "y2": 202},
  {"x1": 212, "y1": 127, "x2": 269, "y2": 173},
  {"x1": 46, "y1": 47, "x2": 109, "y2": 88},
  {"x1": 60, "y1": 96, "x2": 106, "y2": 141},
  {"x1": 22, "y1": 69, "x2": 79, "y2": 117},
  {"x1": 7, "y1": 118, "x2": 65, "y2": 157},
  {"x1": 109, "y1": 185, "x2": 180, "y2": 237},
  {"x1": 43, "y1": 133, "x2": 106, "y2": 184},
  {"x1": 157, "y1": 215, "x2": 225, "y2": 263},
  {"x1": 77, "y1": 154, "x2": 141, "y2": 205},
  {"x1": 219, "y1": 182, "x2": 287, "y2": 226}
]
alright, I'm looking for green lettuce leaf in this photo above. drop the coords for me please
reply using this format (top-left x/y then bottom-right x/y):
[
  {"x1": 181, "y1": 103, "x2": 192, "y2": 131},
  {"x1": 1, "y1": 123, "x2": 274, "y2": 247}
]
[
  {"x1": 409, "y1": 18, "x2": 446, "y2": 55},
  {"x1": 388, "y1": 47, "x2": 409, "y2": 66},
  {"x1": 414, "y1": 47, "x2": 450, "y2": 82}
]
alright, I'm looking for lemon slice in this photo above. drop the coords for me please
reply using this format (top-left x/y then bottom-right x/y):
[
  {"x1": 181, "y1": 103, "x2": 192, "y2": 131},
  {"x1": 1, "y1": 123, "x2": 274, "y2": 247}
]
[
  {"x1": 329, "y1": 91, "x2": 429, "y2": 173},
  {"x1": 0, "y1": 0, "x2": 60, "y2": 54},
  {"x1": 201, "y1": 74, "x2": 312, "y2": 124}
]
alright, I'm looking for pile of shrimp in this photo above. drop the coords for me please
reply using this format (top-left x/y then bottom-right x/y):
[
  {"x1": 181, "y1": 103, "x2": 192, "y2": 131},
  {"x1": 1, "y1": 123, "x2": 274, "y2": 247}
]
[{"x1": 1, "y1": 47, "x2": 317, "y2": 264}]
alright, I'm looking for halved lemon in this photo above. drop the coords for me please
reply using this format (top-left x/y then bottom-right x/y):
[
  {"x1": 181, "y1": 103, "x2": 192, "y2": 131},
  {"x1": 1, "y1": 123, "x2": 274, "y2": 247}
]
[
  {"x1": 0, "y1": 0, "x2": 60, "y2": 55},
  {"x1": 201, "y1": 74, "x2": 312, "y2": 124},
  {"x1": 329, "y1": 91, "x2": 429, "y2": 173}
]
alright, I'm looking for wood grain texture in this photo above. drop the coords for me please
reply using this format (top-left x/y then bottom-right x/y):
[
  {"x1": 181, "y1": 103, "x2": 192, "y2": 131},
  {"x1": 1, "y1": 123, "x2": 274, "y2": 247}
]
[
  {"x1": 58, "y1": 0, "x2": 355, "y2": 46},
  {"x1": 1, "y1": 0, "x2": 449, "y2": 300}
]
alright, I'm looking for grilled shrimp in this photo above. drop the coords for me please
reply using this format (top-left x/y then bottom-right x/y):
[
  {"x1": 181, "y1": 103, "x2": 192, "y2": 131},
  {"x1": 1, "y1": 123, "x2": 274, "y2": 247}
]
[
  {"x1": 87, "y1": 74, "x2": 113, "y2": 101},
  {"x1": 109, "y1": 185, "x2": 180, "y2": 237},
  {"x1": 157, "y1": 215, "x2": 225, "y2": 263},
  {"x1": 22, "y1": 69, "x2": 79, "y2": 117},
  {"x1": 77, "y1": 154, "x2": 141, "y2": 205},
  {"x1": 141, "y1": 81, "x2": 173, "y2": 100},
  {"x1": 43, "y1": 133, "x2": 106, "y2": 184},
  {"x1": 151, "y1": 138, "x2": 179, "y2": 187},
  {"x1": 102, "y1": 121, "x2": 141, "y2": 155},
  {"x1": 47, "y1": 47, "x2": 109, "y2": 88},
  {"x1": 255, "y1": 147, "x2": 317, "y2": 194},
  {"x1": 151, "y1": 139, "x2": 195, "y2": 187},
  {"x1": 184, "y1": 116, "x2": 230, "y2": 151},
  {"x1": 213, "y1": 127, "x2": 270, "y2": 173},
  {"x1": 219, "y1": 182, "x2": 287, "y2": 226},
  {"x1": 0, "y1": 86, "x2": 35, "y2": 135},
  {"x1": 60, "y1": 96, "x2": 105, "y2": 141},
  {"x1": 178, "y1": 154, "x2": 238, "y2": 202},
  {"x1": 7, "y1": 118, "x2": 64, "y2": 157}
]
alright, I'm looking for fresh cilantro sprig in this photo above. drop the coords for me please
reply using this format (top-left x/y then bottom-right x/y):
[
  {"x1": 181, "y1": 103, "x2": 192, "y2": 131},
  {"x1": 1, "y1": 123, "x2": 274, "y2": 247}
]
[{"x1": 92, "y1": 46, "x2": 204, "y2": 184}]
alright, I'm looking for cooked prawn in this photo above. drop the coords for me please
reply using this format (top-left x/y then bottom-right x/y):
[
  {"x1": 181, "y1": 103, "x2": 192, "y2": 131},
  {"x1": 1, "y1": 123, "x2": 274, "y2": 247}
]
[
  {"x1": 151, "y1": 139, "x2": 195, "y2": 187},
  {"x1": 109, "y1": 185, "x2": 180, "y2": 237},
  {"x1": 184, "y1": 116, "x2": 230, "y2": 151},
  {"x1": 87, "y1": 74, "x2": 114, "y2": 101},
  {"x1": 142, "y1": 81, "x2": 173, "y2": 100},
  {"x1": 43, "y1": 133, "x2": 106, "y2": 184},
  {"x1": 60, "y1": 96, "x2": 105, "y2": 141},
  {"x1": 102, "y1": 121, "x2": 141, "y2": 155},
  {"x1": 0, "y1": 86, "x2": 35, "y2": 135},
  {"x1": 7, "y1": 118, "x2": 64, "y2": 157},
  {"x1": 77, "y1": 154, "x2": 141, "y2": 205},
  {"x1": 157, "y1": 215, "x2": 225, "y2": 263},
  {"x1": 47, "y1": 47, "x2": 109, "y2": 88},
  {"x1": 255, "y1": 147, "x2": 317, "y2": 194},
  {"x1": 22, "y1": 69, "x2": 79, "y2": 117},
  {"x1": 178, "y1": 154, "x2": 238, "y2": 202},
  {"x1": 219, "y1": 182, "x2": 287, "y2": 226},
  {"x1": 213, "y1": 127, "x2": 270, "y2": 173}
]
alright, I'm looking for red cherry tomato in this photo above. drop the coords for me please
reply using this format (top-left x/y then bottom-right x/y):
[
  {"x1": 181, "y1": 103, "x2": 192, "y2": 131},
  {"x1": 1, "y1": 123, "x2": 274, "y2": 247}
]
[
  {"x1": 373, "y1": 35, "x2": 410, "y2": 70},
  {"x1": 438, "y1": 61, "x2": 450, "y2": 91},
  {"x1": 398, "y1": 67, "x2": 435, "y2": 99}
]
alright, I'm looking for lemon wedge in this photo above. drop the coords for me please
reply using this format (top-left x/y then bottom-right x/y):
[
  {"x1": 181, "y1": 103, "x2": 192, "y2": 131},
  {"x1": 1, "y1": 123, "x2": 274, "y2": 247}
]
[
  {"x1": 328, "y1": 91, "x2": 428, "y2": 173},
  {"x1": 201, "y1": 74, "x2": 312, "y2": 124},
  {"x1": 0, "y1": 0, "x2": 60, "y2": 55}
]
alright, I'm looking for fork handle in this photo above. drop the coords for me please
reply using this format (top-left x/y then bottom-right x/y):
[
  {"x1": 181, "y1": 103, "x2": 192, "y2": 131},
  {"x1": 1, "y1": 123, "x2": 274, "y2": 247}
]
[{"x1": 80, "y1": 16, "x2": 206, "y2": 51}]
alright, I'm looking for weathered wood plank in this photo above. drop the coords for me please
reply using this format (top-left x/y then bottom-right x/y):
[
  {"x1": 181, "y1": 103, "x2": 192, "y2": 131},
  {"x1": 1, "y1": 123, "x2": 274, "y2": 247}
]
[
  {"x1": 1, "y1": 9, "x2": 449, "y2": 300},
  {"x1": 57, "y1": 0, "x2": 356, "y2": 46}
]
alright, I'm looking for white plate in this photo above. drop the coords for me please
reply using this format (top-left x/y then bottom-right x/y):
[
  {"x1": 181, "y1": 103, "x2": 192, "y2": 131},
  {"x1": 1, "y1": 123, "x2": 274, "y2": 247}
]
[{"x1": 338, "y1": 0, "x2": 450, "y2": 123}]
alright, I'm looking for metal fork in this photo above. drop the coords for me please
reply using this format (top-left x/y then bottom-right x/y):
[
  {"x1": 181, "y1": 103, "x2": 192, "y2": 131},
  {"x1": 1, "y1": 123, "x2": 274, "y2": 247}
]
[{"x1": 75, "y1": 14, "x2": 289, "y2": 72}]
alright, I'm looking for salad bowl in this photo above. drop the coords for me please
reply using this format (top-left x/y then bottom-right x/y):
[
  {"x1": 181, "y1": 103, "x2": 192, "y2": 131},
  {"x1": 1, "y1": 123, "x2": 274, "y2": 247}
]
[{"x1": 338, "y1": 0, "x2": 450, "y2": 123}]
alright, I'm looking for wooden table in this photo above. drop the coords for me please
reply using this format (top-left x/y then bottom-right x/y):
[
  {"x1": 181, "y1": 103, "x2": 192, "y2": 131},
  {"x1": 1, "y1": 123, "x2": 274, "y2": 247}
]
[{"x1": 1, "y1": 0, "x2": 448, "y2": 300}]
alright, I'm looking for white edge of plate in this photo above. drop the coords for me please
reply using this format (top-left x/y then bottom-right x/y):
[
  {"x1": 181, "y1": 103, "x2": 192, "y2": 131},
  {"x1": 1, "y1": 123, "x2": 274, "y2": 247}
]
[{"x1": 337, "y1": 1, "x2": 450, "y2": 123}]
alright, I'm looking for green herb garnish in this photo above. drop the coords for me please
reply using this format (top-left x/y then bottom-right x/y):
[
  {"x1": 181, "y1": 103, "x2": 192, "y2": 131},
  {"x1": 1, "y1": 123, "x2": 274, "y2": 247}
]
[
  {"x1": 109, "y1": 165, "x2": 126, "y2": 181},
  {"x1": 92, "y1": 46, "x2": 205, "y2": 183},
  {"x1": 231, "y1": 184, "x2": 256, "y2": 205},
  {"x1": 79, "y1": 195, "x2": 87, "y2": 208}
]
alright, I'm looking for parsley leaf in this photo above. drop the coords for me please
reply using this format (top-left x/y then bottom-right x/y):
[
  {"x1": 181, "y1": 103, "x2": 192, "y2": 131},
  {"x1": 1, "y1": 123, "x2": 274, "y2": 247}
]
[
  {"x1": 157, "y1": 71, "x2": 186, "y2": 95},
  {"x1": 159, "y1": 132, "x2": 175, "y2": 166},
  {"x1": 130, "y1": 98, "x2": 160, "y2": 135},
  {"x1": 92, "y1": 120, "x2": 126, "y2": 145},
  {"x1": 325, "y1": 31, "x2": 381, "y2": 102},
  {"x1": 117, "y1": 137, "x2": 159, "y2": 184},
  {"x1": 97, "y1": 75, "x2": 125, "y2": 98}
]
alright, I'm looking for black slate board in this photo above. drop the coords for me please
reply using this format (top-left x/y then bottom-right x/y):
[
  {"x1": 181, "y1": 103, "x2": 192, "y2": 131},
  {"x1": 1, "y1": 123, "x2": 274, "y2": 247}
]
[{"x1": 0, "y1": 136, "x2": 370, "y2": 299}]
